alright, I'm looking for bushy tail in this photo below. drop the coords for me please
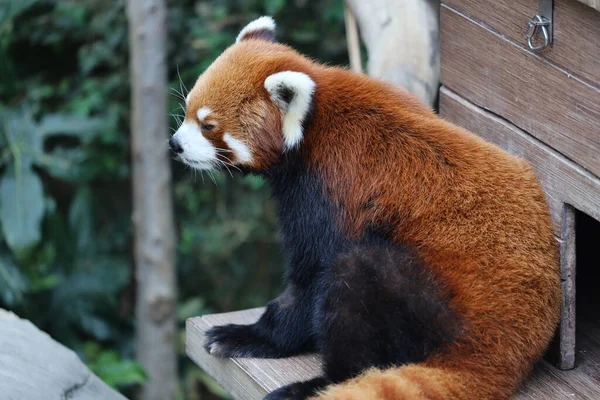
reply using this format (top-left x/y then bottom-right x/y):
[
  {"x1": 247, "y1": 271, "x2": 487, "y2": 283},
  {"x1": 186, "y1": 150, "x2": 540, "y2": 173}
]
[{"x1": 313, "y1": 360, "x2": 517, "y2": 400}]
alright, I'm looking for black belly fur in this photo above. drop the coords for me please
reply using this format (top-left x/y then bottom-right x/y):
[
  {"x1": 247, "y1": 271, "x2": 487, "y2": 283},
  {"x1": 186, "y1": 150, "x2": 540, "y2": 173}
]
[{"x1": 266, "y1": 150, "x2": 459, "y2": 363}]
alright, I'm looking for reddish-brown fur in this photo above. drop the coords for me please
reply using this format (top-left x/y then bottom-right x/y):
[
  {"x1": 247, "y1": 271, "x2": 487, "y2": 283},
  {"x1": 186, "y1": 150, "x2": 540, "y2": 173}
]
[{"x1": 186, "y1": 38, "x2": 560, "y2": 399}]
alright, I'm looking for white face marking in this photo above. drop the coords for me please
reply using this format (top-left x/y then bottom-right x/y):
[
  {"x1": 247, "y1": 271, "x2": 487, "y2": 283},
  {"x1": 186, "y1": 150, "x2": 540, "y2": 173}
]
[
  {"x1": 197, "y1": 107, "x2": 212, "y2": 122},
  {"x1": 185, "y1": 92, "x2": 191, "y2": 105},
  {"x1": 172, "y1": 121, "x2": 216, "y2": 169},
  {"x1": 223, "y1": 133, "x2": 252, "y2": 164},
  {"x1": 236, "y1": 16, "x2": 276, "y2": 43},
  {"x1": 264, "y1": 71, "x2": 315, "y2": 149}
]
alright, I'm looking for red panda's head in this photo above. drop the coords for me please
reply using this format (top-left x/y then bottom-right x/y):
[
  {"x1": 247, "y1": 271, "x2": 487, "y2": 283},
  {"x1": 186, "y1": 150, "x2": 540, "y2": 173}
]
[{"x1": 169, "y1": 16, "x2": 316, "y2": 173}]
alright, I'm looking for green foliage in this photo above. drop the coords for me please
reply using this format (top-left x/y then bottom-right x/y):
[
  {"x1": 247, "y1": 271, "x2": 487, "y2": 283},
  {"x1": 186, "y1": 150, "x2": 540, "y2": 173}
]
[
  {"x1": 0, "y1": 0, "x2": 347, "y2": 398},
  {"x1": 0, "y1": 107, "x2": 107, "y2": 256},
  {"x1": 85, "y1": 342, "x2": 148, "y2": 389}
]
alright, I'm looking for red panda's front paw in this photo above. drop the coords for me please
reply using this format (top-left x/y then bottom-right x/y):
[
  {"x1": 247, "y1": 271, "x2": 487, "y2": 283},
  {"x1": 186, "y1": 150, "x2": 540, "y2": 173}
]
[
  {"x1": 203, "y1": 324, "x2": 284, "y2": 358},
  {"x1": 204, "y1": 324, "x2": 257, "y2": 358}
]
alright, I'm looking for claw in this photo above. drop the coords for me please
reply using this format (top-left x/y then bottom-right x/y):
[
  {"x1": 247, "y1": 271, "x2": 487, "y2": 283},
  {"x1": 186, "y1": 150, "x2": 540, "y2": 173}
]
[{"x1": 207, "y1": 341, "x2": 225, "y2": 357}]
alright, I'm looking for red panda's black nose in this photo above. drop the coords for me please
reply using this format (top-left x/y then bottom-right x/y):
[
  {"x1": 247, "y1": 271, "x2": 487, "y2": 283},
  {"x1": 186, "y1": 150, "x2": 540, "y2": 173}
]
[{"x1": 169, "y1": 137, "x2": 183, "y2": 153}]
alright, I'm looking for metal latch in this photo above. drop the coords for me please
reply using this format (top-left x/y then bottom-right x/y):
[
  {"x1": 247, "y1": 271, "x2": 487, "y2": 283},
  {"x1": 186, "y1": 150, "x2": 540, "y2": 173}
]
[{"x1": 526, "y1": 0, "x2": 553, "y2": 51}]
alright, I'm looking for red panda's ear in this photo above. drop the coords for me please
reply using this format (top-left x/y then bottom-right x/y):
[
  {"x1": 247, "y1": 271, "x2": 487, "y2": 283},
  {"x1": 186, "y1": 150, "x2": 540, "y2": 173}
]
[
  {"x1": 236, "y1": 16, "x2": 276, "y2": 44},
  {"x1": 264, "y1": 71, "x2": 315, "y2": 150}
]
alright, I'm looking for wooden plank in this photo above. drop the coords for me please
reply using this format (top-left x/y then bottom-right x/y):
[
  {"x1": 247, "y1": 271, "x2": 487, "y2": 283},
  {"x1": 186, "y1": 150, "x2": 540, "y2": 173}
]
[
  {"x1": 442, "y1": 0, "x2": 600, "y2": 88},
  {"x1": 552, "y1": 0, "x2": 600, "y2": 85},
  {"x1": 439, "y1": 87, "x2": 600, "y2": 235},
  {"x1": 0, "y1": 309, "x2": 127, "y2": 400},
  {"x1": 538, "y1": 319, "x2": 600, "y2": 398},
  {"x1": 187, "y1": 308, "x2": 600, "y2": 399},
  {"x1": 517, "y1": 361, "x2": 580, "y2": 399},
  {"x1": 440, "y1": 5, "x2": 600, "y2": 178},
  {"x1": 559, "y1": 205, "x2": 577, "y2": 370},
  {"x1": 186, "y1": 308, "x2": 321, "y2": 400}
]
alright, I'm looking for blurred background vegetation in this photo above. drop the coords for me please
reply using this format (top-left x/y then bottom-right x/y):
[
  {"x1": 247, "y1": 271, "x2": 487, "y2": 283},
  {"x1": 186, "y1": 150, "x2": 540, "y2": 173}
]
[{"x1": 0, "y1": 0, "x2": 348, "y2": 398}]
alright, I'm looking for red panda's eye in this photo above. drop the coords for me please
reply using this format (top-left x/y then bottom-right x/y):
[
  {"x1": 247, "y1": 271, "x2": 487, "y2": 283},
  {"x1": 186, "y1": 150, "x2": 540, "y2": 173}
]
[{"x1": 202, "y1": 123, "x2": 215, "y2": 131}]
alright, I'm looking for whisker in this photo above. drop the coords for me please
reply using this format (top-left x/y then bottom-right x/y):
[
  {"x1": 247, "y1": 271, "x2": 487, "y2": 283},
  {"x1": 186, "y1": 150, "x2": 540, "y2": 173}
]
[
  {"x1": 207, "y1": 169, "x2": 217, "y2": 185},
  {"x1": 177, "y1": 65, "x2": 189, "y2": 99},
  {"x1": 168, "y1": 113, "x2": 183, "y2": 124},
  {"x1": 178, "y1": 71, "x2": 185, "y2": 101},
  {"x1": 186, "y1": 162, "x2": 200, "y2": 184},
  {"x1": 168, "y1": 87, "x2": 186, "y2": 102},
  {"x1": 216, "y1": 161, "x2": 233, "y2": 177},
  {"x1": 170, "y1": 105, "x2": 185, "y2": 116},
  {"x1": 227, "y1": 162, "x2": 241, "y2": 173},
  {"x1": 224, "y1": 160, "x2": 242, "y2": 173},
  {"x1": 218, "y1": 154, "x2": 242, "y2": 173},
  {"x1": 168, "y1": 87, "x2": 184, "y2": 96},
  {"x1": 214, "y1": 159, "x2": 234, "y2": 177},
  {"x1": 168, "y1": 87, "x2": 183, "y2": 97}
]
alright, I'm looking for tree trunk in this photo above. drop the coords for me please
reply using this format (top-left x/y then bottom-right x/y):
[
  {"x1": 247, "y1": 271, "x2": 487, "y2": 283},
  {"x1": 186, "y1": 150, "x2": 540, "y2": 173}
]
[
  {"x1": 345, "y1": 0, "x2": 440, "y2": 107},
  {"x1": 125, "y1": 1, "x2": 177, "y2": 399}
]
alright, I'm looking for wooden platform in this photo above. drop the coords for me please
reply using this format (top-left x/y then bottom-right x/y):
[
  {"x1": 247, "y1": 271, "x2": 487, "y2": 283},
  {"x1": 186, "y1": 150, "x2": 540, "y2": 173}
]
[{"x1": 187, "y1": 308, "x2": 600, "y2": 399}]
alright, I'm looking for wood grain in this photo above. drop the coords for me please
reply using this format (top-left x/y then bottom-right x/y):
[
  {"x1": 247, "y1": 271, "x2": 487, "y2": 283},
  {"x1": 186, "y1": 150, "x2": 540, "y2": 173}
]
[
  {"x1": 540, "y1": 318, "x2": 600, "y2": 398},
  {"x1": 439, "y1": 87, "x2": 600, "y2": 234},
  {"x1": 440, "y1": 5, "x2": 600, "y2": 178},
  {"x1": 442, "y1": 0, "x2": 600, "y2": 87},
  {"x1": 559, "y1": 205, "x2": 577, "y2": 370},
  {"x1": 187, "y1": 308, "x2": 600, "y2": 399}
]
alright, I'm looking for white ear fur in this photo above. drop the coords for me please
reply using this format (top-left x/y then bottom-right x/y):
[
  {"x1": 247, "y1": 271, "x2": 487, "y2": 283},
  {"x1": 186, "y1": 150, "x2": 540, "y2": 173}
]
[
  {"x1": 236, "y1": 16, "x2": 276, "y2": 44},
  {"x1": 264, "y1": 71, "x2": 315, "y2": 150}
]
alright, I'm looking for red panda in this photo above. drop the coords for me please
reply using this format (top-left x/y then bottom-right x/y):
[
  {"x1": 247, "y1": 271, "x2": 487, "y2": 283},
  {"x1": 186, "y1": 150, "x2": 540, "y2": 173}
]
[{"x1": 170, "y1": 16, "x2": 560, "y2": 400}]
